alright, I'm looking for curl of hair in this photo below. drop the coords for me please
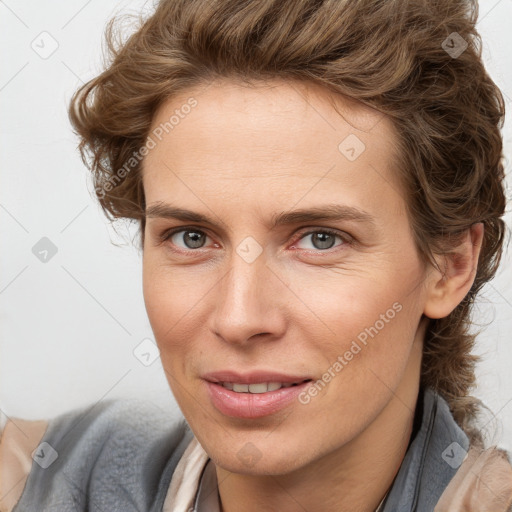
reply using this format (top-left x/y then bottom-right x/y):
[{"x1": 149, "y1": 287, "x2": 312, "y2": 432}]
[{"x1": 69, "y1": 0, "x2": 507, "y2": 445}]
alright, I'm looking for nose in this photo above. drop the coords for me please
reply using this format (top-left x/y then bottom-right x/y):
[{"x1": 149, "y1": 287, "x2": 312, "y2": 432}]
[{"x1": 211, "y1": 250, "x2": 286, "y2": 346}]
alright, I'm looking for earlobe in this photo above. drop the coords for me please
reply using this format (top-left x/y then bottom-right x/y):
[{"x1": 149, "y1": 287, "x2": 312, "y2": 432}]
[{"x1": 423, "y1": 223, "x2": 484, "y2": 319}]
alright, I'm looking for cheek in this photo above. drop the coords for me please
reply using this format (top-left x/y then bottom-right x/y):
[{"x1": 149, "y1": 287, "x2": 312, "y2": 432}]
[
  {"x1": 142, "y1": 263, "x2": 197, "y2": 399},
  {"x1": 308, "y1": 273, "x2": 411, "y2": 341},
  {"x1": 313, "y1": 268, "x2": 424, "y2": 387},
  {"x1": 328, "y1": 299, "x2": 412, "y2": 379},
  {"x1": 342, "y1": 297, "x2": 421, "y2": 388},
  {"x1": 143, "y1": 257, "x2": 201, "y2": 333},
  {"x1": 309, "y1": 301, "x2": 420, "y2": 430},
  {"x1": 142, "y1": 260, "x2": 190, "y2": 362},
  {"x1": 142, "y1": 257, "x2": 215, "y2": 384}
]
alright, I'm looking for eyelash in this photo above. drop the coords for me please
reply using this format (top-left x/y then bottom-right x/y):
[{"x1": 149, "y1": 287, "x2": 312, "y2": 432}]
[{"x1": 158, "y1": 226, "x2": 352, "y2": 255}]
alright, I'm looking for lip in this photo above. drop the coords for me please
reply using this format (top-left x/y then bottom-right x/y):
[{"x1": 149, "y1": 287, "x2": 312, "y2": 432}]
[
  {"x1": 204, "y1": 379, "x2": 313, "y2": 419},
  {"x1": 202, "y1": 370, "x2": 312, "y2": 385}
]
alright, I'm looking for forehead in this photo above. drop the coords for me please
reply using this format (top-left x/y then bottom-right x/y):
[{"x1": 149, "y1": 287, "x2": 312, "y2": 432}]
[{"x1": 142, "y1": 79, "x2": 405, "y2": 217}]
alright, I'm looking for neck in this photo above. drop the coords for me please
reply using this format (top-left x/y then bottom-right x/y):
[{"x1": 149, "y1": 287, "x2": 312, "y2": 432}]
[{"x1": 215, "y1": 321, "x2": 426, "y2": 512}]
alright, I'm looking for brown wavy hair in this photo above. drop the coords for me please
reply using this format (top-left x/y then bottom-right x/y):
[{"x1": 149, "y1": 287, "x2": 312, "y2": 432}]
[{"x1": 68, "y1": 0, "x2": 507, "y2": 445}]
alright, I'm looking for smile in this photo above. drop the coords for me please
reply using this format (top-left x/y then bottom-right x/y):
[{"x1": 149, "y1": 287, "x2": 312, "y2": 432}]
[{"x1": 220, "y1": 380, "x2": 311, "y2": 393}]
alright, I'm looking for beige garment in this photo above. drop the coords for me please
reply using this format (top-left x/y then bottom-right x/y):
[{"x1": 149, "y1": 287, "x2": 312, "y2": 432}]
[
  {"x1": 435, "y1": 444, "x2": 512, "y2": 512},
  {"x1": 163, "y1": 437, "x2": 210, "y2": 512},
  {"x1": 0, "y1": 419, "x2": 49, "y2": 512}
]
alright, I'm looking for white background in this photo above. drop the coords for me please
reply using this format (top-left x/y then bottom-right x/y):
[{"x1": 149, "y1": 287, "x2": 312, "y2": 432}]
[{"x1": 1, "y1": 0, "x2": 511, "y2": 450}]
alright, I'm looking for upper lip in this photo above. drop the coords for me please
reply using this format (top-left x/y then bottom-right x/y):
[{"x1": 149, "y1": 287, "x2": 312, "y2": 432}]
[{"x1": 202, "y1": 370, "x2": 312, "y2": 384}]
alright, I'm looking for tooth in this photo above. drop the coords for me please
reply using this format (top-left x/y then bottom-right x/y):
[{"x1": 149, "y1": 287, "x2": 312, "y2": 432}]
[
  {"x1": 248, "y1": 383, "x2": 268, "y2": 393},
  {"x1": 232, "y1": 383, "x2": 249, "y2": 392},
  {"x1": 226, "y1": 382, "x2": 300, "y2": 393}
]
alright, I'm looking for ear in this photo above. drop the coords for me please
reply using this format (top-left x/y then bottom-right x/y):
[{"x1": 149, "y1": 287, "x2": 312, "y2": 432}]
[{"x1": 423, "y1": 223, "x2": 484, "y2": 319}]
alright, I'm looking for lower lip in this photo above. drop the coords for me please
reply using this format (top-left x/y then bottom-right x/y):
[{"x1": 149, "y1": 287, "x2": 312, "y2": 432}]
[{"x1": 205, "y1": 380, "x2": 312, "y2": 418}]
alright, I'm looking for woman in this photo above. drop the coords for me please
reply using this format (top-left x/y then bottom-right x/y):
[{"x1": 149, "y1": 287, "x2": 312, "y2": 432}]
[{"x1": 1, "y1": 0, "x2": 511, "y2": 510}]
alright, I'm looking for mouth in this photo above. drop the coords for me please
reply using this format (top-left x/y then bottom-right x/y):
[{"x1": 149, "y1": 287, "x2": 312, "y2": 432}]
[{"x1": 204, "y1": 379, "x2": 314, "y2": 418}]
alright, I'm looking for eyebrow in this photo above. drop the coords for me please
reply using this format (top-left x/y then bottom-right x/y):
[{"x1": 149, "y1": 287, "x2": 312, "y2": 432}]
[{"x1": 145, "y1": 202, "x2": 376, "y2": 231}]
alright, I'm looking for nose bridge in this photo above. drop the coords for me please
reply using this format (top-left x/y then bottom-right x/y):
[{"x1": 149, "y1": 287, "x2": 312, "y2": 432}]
[
  {"x1": 221, "y1": 248, "x2": 268, "y2": 319},
  {"x1": 213, "y1": 242, "x2": 282, "y2": 343}
]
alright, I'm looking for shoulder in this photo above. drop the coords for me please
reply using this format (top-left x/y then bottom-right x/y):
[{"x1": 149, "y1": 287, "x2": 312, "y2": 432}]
[
  {"x1": 383, "y1": 387, "x2": 512, "y2": 511},
  {"x1": 0, "y1": 416, "x2": 49, "y2": 512},
  {"x1": 0, "y1": 399, "x2": 193, "y2": 512},
  {"x1": 435, "y1": 442, "x2": 512, "y2": 511},
  {"x1": 428, "y1": 389, "x2": 512, "y2": 511}
]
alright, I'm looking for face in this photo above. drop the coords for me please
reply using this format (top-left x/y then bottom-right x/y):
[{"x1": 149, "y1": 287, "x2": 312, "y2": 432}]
[{"x1": 142, "y1": 78, "x2": 431, "y2": 475}]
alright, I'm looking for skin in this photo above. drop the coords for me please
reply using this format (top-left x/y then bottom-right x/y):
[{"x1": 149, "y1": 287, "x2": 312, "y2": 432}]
[{"x1": 141, "y1": 78, "x2": 483, "y2": 512}]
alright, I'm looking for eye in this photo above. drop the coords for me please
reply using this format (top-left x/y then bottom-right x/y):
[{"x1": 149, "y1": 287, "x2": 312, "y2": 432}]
[
  {"x1": 159, "y1": 227, "x2": 350, "y2": 253},
  {"x1": 291, "y1": 228, "x2": 348, "y2": 251},
  {"x1": 161, "y1": 228, "x2": 212, "y2": 250}
]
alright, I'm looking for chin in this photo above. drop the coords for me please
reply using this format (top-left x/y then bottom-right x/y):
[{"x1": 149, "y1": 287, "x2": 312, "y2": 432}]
[
  {"x1": 204, "y1": 436, "x2": 315, "y2": 477},
  {"x1": 213, "y1": 453, "x2": 304, "y2": 477}
]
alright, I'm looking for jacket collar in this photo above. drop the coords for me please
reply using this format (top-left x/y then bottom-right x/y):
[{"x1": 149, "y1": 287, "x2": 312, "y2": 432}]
[{"x1": 381, "y1": 386, "x2": 469, "y2": 511}]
